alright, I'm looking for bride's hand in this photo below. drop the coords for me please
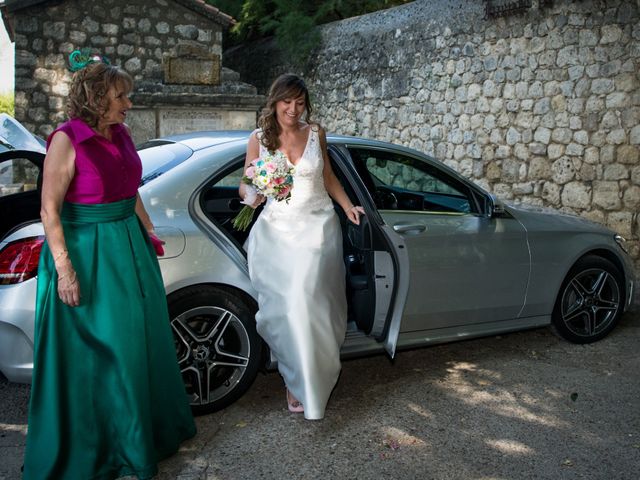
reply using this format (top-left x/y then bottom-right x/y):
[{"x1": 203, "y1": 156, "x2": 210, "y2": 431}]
[
  {"x1": 345, "y1": 205, "x2": 365, "y2": 225},
  {"x1": 241, "y1": 186, "x2": 265, "y2": 209},
  {"x1": 251, "y1": 194, "x2": 266, "y2": 209}
]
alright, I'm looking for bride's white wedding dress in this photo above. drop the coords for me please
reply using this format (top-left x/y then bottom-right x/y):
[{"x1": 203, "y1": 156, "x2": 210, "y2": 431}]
[{"x1": 246, "y1": 126, "x2": 347, "y2": 420}]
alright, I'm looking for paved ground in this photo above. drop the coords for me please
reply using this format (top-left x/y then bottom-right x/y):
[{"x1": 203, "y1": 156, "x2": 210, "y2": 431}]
[{"x1": 2, "y1": 311, "x2": 639, "y2": 480}]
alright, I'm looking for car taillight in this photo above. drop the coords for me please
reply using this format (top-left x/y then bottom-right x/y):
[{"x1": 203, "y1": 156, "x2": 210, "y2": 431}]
[{"x1": 0, "y1": 236, "x2": 45, "y2": 285}]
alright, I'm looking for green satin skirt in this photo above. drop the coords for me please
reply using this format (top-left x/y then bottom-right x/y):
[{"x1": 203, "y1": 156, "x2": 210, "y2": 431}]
[{"x1": 23, "y1": 198, "x2": 196, "y2": 480}]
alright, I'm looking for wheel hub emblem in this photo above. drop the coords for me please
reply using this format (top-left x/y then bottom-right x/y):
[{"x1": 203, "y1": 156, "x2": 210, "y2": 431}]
[{"x1": 193, "y1": 345, "x2": 210, "y2": 361}]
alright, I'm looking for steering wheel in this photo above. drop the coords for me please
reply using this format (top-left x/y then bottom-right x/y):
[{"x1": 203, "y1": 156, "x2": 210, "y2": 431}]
[{"x1": 373, "y1": 188, "x2": 398, "y2": 209}]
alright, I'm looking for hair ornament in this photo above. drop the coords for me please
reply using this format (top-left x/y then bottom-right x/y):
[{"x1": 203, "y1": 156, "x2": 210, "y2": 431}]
[{"x1": 68, "y1": 48, "x2": 111, "y2": 72}]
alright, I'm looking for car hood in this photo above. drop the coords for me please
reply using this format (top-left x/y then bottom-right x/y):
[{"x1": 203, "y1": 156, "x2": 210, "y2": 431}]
[{"x1": 505, "y1": 202, "x2": 613, "y2": 235}]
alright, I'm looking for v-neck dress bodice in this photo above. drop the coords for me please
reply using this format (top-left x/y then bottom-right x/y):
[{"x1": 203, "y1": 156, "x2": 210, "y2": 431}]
[
  {"x1": 259, "y1": 127, "x2": 334, "y2": 219},
  {"x1": 246, "y1": 126, "x2": 347, "y2": 420}
]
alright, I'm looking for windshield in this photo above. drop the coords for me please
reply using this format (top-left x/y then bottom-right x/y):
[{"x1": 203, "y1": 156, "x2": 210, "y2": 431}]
[{"x1": 0, "y1": 114, "x2": 46, "y2": 153}]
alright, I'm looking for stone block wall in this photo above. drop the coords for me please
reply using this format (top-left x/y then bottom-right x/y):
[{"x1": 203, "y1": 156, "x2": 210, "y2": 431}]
[
  {"x1": 226, "y1": 0, "x2": 640, "y2": 268},
  {"x1": 12, "y1": 0, "x2": 225, "y2": 138}
]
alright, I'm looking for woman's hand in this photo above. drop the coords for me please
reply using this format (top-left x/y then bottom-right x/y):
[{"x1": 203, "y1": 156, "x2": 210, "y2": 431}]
[
  {"x1": 240, "y1": 132, "x2": 265, "y2": 210},
  {"x1": 56, "y1": 258, "x2": 81, "y2": 307},
  {"x1": 345, "y1": 205, "x2": 365, "y2": 225},
  {"x1": 250, "y1": 194, "x2": 266, "y2": 209},
  {"x1": 148, "y1": 230, "x2": 166, "y2": 256},
  {"x1": 241, "y1": 185, "x2": 266, "y2": 209}
]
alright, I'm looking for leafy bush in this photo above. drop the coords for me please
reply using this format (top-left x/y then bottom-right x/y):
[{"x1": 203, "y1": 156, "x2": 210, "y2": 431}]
[{"x1": 0, "y1": 92, "x2": 14, "y2": 116}]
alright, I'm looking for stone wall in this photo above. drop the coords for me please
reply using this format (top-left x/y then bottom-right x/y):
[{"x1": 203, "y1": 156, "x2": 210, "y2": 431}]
[
  {"x1": 225, "y1": 0, "x2": 640, "y2": 268},
  {"x1": 10, "y1": 0, "x2": 232, "y2": 139}
]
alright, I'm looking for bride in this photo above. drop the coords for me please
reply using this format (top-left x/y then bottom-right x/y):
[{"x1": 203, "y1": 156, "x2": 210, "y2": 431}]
[{"x1": 241, "y1": 74, "x2": 364, "y2": 420}]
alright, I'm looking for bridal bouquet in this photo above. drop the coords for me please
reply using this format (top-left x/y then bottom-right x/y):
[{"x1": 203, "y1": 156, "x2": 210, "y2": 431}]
[{"x1": 232, "y1": 151, "x2": 295, "y2": 231}]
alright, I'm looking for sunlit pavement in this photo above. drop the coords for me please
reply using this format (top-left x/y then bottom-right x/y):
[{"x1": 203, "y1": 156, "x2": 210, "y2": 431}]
[{"x1": 2, "y1": 309, "x2": 639, "y2": 480}]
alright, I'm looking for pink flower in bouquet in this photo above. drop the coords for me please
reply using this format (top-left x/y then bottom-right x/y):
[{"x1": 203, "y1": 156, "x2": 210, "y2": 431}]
[
  {"x1": 245, "y1": 166, "x2": 256, "y2": 178},
  {"x1": 277, "y1": 185, "x2": 291, "y2": 199},
  {"x1": 265, "y1": 162, "x2": 277, "y2": 173},
  {"x1": 273, "y1": 177, "x2": 285, "y2": 185}
]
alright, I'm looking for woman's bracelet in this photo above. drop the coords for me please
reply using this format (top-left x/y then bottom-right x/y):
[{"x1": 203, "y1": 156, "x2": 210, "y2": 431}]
[
  {"x1": 345, "y1": 205, "x2": 355, "y2": 213},
  {"x1": 53, "y1": 249, "x2": 68, "y2": 263},
  {"x1": 58, "y1": 270, "x2": 77, "y2": 285}
]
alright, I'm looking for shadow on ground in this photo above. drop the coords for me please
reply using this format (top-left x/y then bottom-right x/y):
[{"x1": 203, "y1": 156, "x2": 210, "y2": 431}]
[{"x1": 2, "y1": 312, "x2": 639, "y2": 480}]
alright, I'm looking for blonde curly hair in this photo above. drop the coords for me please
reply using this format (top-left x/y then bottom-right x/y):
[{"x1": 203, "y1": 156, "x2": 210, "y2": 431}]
[
  {"x1": 258, "y1": 74, "x2": 314, "y2": 153},
  {"x1": 67, "y1": 63, "x2": 133, "y2": 128}
]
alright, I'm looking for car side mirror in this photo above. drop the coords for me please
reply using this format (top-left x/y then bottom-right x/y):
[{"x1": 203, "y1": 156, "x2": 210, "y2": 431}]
[{"x1": 487, "y1": 194, "x2": 505, "y2": 218}]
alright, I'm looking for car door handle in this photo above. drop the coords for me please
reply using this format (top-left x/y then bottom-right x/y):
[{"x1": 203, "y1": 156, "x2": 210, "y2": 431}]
[{"x1": 393, "y1": 223, "x2": 426, "y2": 234}]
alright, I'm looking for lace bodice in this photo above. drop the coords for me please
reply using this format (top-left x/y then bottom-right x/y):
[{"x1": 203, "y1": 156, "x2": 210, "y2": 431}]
[{"x1": 258, "y1": 127, "x2": 333, "y2": 218}]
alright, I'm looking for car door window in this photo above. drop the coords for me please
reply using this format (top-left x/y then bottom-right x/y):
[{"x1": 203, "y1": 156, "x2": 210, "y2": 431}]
[
  {"x1": 0, "y1": 157, "x2": 39, "y2": 197},
  {"x1": 212, "y1": 165, "x2": 244, "y2": 187},
  {"x1": 0, "y1": 153, "x2": 44, "y2": 239},
  {"x1": 347, "y1": 148, "x2": 475, "y2": 214},
  {"x1": 198, "y1": 159, "x2": 252, "y2": 245}
]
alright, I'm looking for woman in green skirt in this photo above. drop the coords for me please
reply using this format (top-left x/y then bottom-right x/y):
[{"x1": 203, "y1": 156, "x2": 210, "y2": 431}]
[{"x1": 22, "y1": 52, "x2": 196, "y2": 479}]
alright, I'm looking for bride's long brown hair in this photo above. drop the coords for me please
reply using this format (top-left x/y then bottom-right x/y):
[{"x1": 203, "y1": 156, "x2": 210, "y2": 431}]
[{"x1": 258, "y1": 74, "x2": 314, "y2": 153}]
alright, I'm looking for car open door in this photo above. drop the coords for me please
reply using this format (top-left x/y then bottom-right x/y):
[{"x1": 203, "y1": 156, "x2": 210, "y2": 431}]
[
  {"x1": 0, "y1": 150, "x2": 44, "y2": 240},
  {"x1": 0, "y1": 114, "x2": 47, "y2": 240},
  {"x1": 330, "y1": 146, "x2": 410, "y2": 357}
]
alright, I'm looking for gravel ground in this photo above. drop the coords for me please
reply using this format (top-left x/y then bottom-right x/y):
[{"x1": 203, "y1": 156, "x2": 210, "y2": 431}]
[{"x1": 2, "y1": 311, "x2": 639, "y2": 480}]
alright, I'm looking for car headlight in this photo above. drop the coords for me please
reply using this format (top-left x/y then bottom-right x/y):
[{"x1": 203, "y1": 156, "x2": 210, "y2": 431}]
[{"x1": 614, "y1": 234, "x2": 629, "y2": 254}]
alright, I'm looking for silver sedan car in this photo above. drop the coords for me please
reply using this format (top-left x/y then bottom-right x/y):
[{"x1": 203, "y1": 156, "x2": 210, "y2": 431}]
[{"x1": 0, "y1": 116, "x2": 635, "y2": 415}]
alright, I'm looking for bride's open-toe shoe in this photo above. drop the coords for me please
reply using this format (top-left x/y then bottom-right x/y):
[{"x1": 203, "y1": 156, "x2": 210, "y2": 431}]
[{"x1": 286, "y1": 388, "x2": 304, "y2": 413}]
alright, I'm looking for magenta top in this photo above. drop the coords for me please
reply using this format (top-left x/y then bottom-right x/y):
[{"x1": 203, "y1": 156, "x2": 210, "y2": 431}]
[{"x1": 47, "y1": 118, "x2": 142, "y2": 204}]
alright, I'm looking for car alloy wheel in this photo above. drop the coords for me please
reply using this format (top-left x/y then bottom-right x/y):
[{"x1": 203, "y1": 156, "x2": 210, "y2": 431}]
[
  {"x1": 168, "y1": 285, "x2": 262, "y2": 415},
  {"x1": 552, "y1": 255, "x2": 624, "y2": 344}
]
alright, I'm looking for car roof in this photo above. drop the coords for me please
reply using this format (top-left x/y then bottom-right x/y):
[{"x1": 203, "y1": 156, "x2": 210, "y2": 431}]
[{"x1": 156, "y1": 129, "x2": 426, "y2": 159}]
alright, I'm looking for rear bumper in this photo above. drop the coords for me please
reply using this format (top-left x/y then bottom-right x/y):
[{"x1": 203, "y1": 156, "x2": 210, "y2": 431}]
[{"x1": 0, "y1": 279, "x2": 36, "y2": 383}]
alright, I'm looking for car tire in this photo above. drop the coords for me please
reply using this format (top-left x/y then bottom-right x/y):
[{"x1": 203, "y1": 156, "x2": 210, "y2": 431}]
[
  {"x1": 551, "y1": 255, "x2": 625, "y2": 344},
  {"x1": 167, "y1": 285, "x2": 262, "y2": 415}
]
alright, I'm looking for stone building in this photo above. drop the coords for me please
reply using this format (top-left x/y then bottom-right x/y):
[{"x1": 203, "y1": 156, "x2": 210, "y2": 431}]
[
  {"x1": 226, "y1": 0, "x2": 640, "y2": 269},
  {"x1": 1, "y1": 0, "x2": 264, "y2": 143}
]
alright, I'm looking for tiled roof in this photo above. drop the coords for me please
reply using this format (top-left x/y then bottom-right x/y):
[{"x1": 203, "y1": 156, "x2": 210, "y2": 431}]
[{"x1": 3, "y1": 0, "x2": 235, "y2": 26}]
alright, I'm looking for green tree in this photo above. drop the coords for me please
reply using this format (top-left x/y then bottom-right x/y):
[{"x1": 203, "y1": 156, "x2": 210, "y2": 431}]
[
  {"x1": 0, "y1": 93, "x2": 14, "y2": 116},
  {"x1": 208, "y1": 0, "x2": 411, "y2": 65},
  {"x1": 259, "y1": 0, "x2": 320, "y2": 65}
]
